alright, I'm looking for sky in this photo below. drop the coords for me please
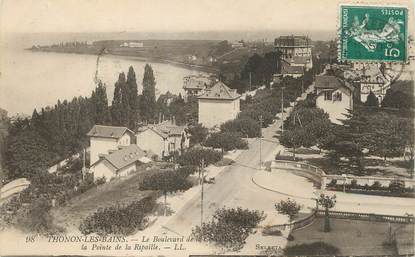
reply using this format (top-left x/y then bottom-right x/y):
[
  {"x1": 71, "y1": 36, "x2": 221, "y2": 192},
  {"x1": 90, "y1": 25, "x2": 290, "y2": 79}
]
[{"x1": 0, "y1": 0, "x2": 413, "y2": 37}]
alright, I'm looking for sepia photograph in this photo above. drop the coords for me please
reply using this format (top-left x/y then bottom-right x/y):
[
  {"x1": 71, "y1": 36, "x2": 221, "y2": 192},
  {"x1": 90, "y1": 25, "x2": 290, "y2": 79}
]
[{"x1": 0, "y1": 0, "x2": 414, "y2": 256}]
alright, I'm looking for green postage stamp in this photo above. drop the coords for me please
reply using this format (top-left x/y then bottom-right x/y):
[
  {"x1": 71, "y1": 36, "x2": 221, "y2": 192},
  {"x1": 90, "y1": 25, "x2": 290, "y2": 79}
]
[{"x1": 339, "y1": 5, "x2": 408, "y2": 62}]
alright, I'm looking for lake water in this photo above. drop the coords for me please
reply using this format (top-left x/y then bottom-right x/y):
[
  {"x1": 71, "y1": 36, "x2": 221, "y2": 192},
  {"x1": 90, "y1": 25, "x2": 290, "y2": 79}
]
[{"x1": 0, "y1": 43, "x2": 206, "y2": 116}]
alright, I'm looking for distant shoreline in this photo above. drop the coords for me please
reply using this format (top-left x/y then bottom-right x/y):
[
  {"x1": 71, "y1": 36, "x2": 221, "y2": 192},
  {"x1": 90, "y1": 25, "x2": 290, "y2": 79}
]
[{"x1": 27, "y1": 48, "x2": 219, "y2": 74}]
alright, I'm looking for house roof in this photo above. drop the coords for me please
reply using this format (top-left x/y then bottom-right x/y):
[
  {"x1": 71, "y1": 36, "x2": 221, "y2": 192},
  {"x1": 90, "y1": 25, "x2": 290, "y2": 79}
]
[
  {"x1": 281, "y1": 64, "x2": 304, "y2": 75},
  {"x1": 284, "y1": 56, "x2": 311, "y2": 65},
  {"x1": 183, "y1": 75, "x2": 212, "y2": 90},
  {"x1": 197, "y1": 81, "x2": 240, "y2": 100},
  {"x1": 315, "y1": 75, "x2": 354, "y2": 92},
  {"x1": 93, "y1": 144, "x2": 149, "y2": 170},
  {"x1": 87, "y1": 125, "x2": 133, "y2": 139},
  {"x1": 137, "y1": 120, "x2": 186, "y2": 139}
]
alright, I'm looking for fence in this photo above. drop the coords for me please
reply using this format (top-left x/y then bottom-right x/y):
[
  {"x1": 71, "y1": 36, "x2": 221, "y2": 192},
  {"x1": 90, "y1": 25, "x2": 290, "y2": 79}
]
[
  {"x1": 271, "y1": 160, "x2": 325, "y2": 187},
  {"x1": 316, "y1": 210, "x2": 414, "y2": 224},
  {"x1": 265, "y1": 209, "x2": 413, "y2": 234},
  {"x1": 272, "y1": 160, "x2": 415, "y2": 191},
  {"x1": 266, "y1": 209, "x2": 318, "y2": 231}
]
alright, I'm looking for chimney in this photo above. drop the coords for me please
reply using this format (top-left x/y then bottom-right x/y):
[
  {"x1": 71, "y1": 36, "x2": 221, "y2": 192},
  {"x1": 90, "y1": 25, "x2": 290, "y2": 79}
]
[
  {"x1": 158, "y1": 112, "x2": 162, "y2": 124},
  {"x1": 172, "y1": 116, "x2": 176, "y2": 125}
]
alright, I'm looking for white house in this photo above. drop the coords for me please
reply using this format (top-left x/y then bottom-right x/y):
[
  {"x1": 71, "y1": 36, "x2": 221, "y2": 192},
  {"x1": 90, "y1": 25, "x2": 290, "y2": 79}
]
[
  {"x1": 136, "y1": 120, "x2": 189, "y2": 159},
  {"x1": 315, "y1": 75, "x2": 354, "y2": 124},
  {"x1": 198, "y1": 81, "x2": 241, "y2": 128},
  {"x1": 87, "y1": 125, "x2": 134, "y2": 164},
  {"x1": 89, "y1": 144, "x2": 151, "y2": 182}
]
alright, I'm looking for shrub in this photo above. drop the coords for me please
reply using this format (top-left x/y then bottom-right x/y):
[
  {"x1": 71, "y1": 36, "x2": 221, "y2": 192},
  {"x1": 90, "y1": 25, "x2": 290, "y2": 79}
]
[
  {"x1": 389, "y1": 180, "x2": 405, "y2": 194},
  {"x1": 95, "y1": 177, "x2": 106, "y2": 185},
  {"x1": 176, "y1": 165, "x2": 197, "y2": 178},
  {"x1": 79, "y1": 195, "x2": 156, "y2": 236},
  {"x1": 350, "y1": 179, "x2": 358, "y2": 188},
  {"x1": 15, "y1": 196, "x2": 61, "y2": 234},
  {"x1": 327, "y1": 179, "x2": 337, "y2": 187},
  {"x1": 178, "y1": 148, "x2": 222, "y2": 167},
  {"x1": 220, "y1": 117, "x2": 261, "y2": 138},
  {"x1": 371, "y1": 181, "x2": 382, "y2": 190},
  {"x1": 191, "y1": 207, "x2": 265, "y2": 251},
  {"x1": 284, "y1": 242, "x2": 340, "y2": 256}
]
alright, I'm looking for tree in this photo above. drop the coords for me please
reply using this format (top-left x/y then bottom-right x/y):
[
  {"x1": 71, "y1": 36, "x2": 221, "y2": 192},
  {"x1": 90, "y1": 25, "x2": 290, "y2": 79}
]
[
  {"x1": 220, "y1": 117, "x2": 261, "y2": 138},
  {"x1": 367, "y1": 112, "x2": 406, "y2": 163},
  {"x1": 4, "y1": 129, "x2": 52, "y2": 179},
  {"x1": 364, "y1": 91, "x2": 379, "y2": 107},
  {"x1": 111, "y1": 73, "x2": 126, "y2": 126},
  {"x1": 92, "y1": 81, "x2": 111, "y2": 125},
  {"x1": 188, "y1": 124, "x2": 209, "y2": 146},
  {"x1": 126, "y1": 66, "x2": 139, "y2": 128},
  {"x1": 279, "y1": 128, "x2": 308, "y2": 159},
  {"x1": 178, "y1": 148, "x2": 222, "y2": 167},
  {"x1": 275, "y1": 198, "x2": 302, "y2": 222},
  {"x1": 317, "y1": 194, "x2": 336, "y2": 232},
  {"x1": 191, "y1": 207, "x2": 265, "y2": 251},
  {"x1": 204, "y1": 132, "x2": 248, "y2": 154},
  {"x1": 382, "y1": 81, "x2": 414, "y2": 110},
  {"x1": 140, "y1": 170, "x2": 192, "y2": 216},
  {"x1": 141, "y1": 64, "x2": 157, "y2": 122}
]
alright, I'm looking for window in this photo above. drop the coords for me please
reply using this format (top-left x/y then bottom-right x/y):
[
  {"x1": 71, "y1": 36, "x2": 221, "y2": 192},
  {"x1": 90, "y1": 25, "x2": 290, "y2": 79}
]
[
  {"x1": 168, "y1": 142, "x2": 175, "y2": 153},
  {"x1": 333, "y1": 92, "x2": 342, "y2": 101},
  {"x1": 324, "y1": 91, "x2": 332, "y2": 101}
]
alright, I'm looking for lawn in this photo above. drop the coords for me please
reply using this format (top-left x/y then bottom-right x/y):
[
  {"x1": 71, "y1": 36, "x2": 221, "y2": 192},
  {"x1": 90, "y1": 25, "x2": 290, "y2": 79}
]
[
  {"x1": 50, "y1": 163, "x2": 167, "y2": 231},
  {"x1": 288, "y1": 217, "x2": 414, "y2": 256}
]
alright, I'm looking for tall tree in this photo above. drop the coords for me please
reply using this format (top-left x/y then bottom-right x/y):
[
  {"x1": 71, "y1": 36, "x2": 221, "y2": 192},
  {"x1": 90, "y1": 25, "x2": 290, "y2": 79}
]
[
  {"x1": 111, "y1": 73, "x2": 126, "y2": 126},
  {"x1": 126, "y1": 66, "x2": 139, "y2": 128},
  {"x1": 141, "y1": 64, "x2": 157, "y2": 122},
  {"x1": 365, "y1": 91, "x2": 379, "y2": 107},
  {"x1": 92, "y1": 81, "x2": 111, "y2": 124}
]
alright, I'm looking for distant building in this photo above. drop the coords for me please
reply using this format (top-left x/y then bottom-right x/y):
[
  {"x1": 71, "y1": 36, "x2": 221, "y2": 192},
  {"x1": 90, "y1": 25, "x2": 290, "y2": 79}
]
[
  {"x1": 274, "y1": 35, "x2": 312, "y2": 58},
  {"x1": 183, "y1": 75, "x2": 214, "y2": 101},
  {"x1": 136, "y1": 120, "x2": 189, "y2": 159},
  {"x1": 198, "y1": 82, "x2": 241, "y2": 128},
  {"x1": 87, "y1": 125, "x2": 134, "y2": 164},
  {"x1": 120, "y1": 42, "x2": 144, "y2": 48},
  {"x1": 231, "y1": 40, "x2": 245, "y2": 48},
  {"x1": 89, "y1": 144, "x2": 151, "y2": 182},
  {"x1": 341, "y1": 63, "x2": 389, "y2": 104},
  {"x1": 280, "y1": 60, "x2": 305, "y2": 78},
  {"x1": 315, "y1": 75, "x2": 354, "y2": 124}
]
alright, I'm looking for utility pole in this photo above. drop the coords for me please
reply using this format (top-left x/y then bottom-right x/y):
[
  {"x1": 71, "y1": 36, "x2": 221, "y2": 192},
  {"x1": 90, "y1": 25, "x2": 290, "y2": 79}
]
[
  {"x1": 200, "y1": 158, "x2": 205, "y2": 229},
  {"x1": 281, "y1": 87, "x2": 285, "y2": 134},
  {"x1": 259, "y1": 115, "x2": 263, "y2": 168}
]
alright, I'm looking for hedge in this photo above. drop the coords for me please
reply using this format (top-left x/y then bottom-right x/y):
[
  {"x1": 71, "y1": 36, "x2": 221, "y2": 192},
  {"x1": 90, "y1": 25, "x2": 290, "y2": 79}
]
[{"x1": 79, "y1": 195, "x2": 156, "y2": 236}]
